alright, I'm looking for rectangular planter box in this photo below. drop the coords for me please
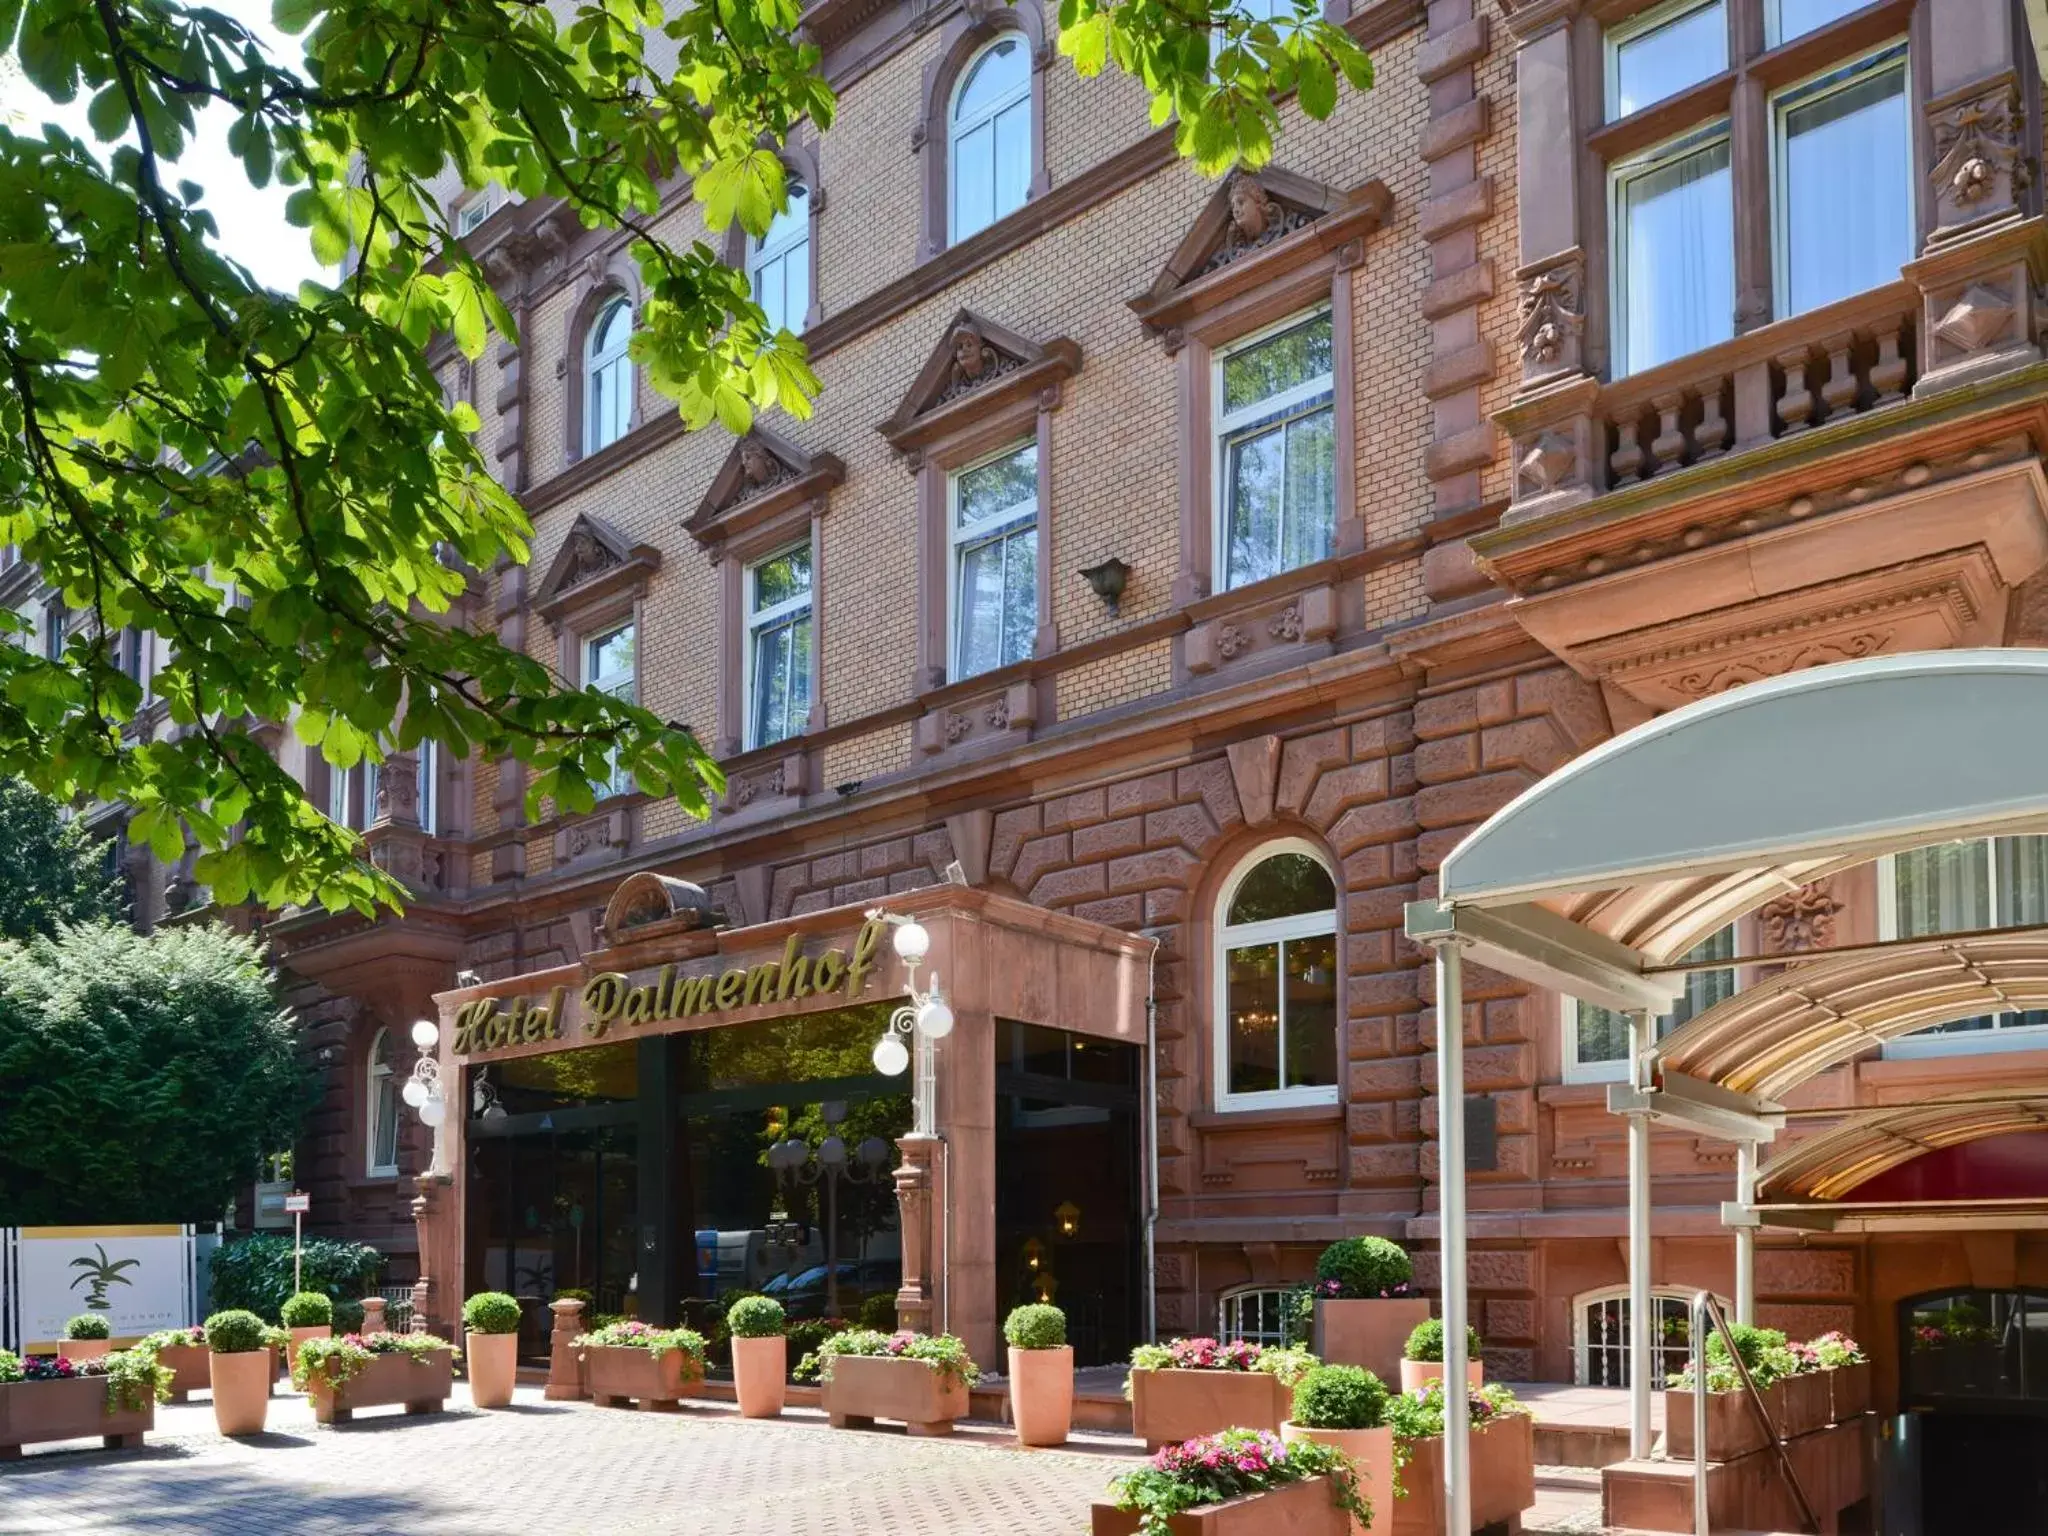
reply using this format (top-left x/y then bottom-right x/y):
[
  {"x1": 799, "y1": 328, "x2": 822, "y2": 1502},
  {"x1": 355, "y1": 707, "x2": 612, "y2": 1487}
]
[
  {"x1": 304, "y1": 1349, "x2": 453, "y2": 1425},
  {"x1": 822, "y1": 1353, "x2": 969, "y2": 1437},
  {"x1": 1314, "y1": 1300, "x2": 1433, "y2": 1386},
  {"x1": 1825, "y1": 1360, "x2": 1870, "y2": 1423},
  {"x1": 1130, "y1": 1368, "x2": 1289, "y2": 1451},
  {"x1": 1775, "y1": 1371, "x2": 1831, "y2": 1440},
  {"x1": 156, "y1": 1344, "x2": 209, "y2": 1402},
  {"x1": 1665, "y1": 1380, "x2": 1780, "y2": 1462},
  {"x1": 0, "y1": 1376, "x2": 154, "y2": 1458},
  {"x1": 1091, "y1": 1474, "x2": 1350, "y2": 1535},
  {"x1": 1391, "y1": 1414, "x2": 1536, "y2": 1536},
  {"x1": 583, "y1": 1344, "x2": 703, "y2": 1411}
]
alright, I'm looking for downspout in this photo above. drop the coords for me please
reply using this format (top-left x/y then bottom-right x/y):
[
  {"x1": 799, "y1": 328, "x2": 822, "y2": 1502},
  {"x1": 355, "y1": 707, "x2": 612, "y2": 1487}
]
[{"x1": 1143, "y1": 939, "x2": 1160, "y2": 1343}]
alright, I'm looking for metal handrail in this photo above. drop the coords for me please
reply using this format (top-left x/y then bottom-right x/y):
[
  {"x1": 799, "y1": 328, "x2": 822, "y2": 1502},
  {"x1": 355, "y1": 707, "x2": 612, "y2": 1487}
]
[{"x1": 1687, "y1": 1291, "x2": 1818, "y2": 1535}]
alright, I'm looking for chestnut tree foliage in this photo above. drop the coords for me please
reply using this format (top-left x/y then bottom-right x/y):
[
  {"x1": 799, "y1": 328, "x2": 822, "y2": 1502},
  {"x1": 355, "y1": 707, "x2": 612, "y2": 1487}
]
[{"x1": 0, "y1": 0, "x2": 1373, "y2": 915}]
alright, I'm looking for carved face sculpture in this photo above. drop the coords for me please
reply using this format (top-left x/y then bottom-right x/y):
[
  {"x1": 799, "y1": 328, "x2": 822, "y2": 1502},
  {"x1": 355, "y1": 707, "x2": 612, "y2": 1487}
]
[
  {"x1": 738, "y1": 438, "x2": 776, "y2": 485},
  {"x1": 951, "y1": 324, "x2": 990, "y2": 381},
  {"x1": 1227, "y1": 177, "x2": 1271, "y2": 242}
]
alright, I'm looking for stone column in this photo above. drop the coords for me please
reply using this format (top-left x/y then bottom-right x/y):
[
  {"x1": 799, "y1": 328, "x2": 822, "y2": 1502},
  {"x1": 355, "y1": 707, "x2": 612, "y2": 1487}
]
[
  {"x1": 409, "y1": 1169, "x2": 458, "y2": 1342},
  {"x1": 892, "y1": 1134, "x2": 939, "y2": 1337},
  {"x1": 360, "y1": 1296, "x2": 388, "y2": 1335},
  {"x1": 546, "y1": 1298, "x2": 589, "y2": 1400}
]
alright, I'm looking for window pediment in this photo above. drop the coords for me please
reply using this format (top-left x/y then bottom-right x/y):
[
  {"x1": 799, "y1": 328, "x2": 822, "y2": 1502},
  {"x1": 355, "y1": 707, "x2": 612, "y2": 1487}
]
[
  {"x1": 1129, "y1": 168, "x2": 1393, "y2": 340},
  {"x1": 535, "y1": 512, "x2": 661, "y2": 624},
  {"x1": 880, "y1": 309, "x2": 1081, "y2": 459},
  {"x1": 686, "y1": 427, "x2": 845, "y2": 554}
]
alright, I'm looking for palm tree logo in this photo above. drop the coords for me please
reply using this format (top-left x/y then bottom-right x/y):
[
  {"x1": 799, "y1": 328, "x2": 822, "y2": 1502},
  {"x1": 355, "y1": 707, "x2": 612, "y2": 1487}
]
[{"x1": 68, "y1": 1244, "x2": 140, "y2": 1312}]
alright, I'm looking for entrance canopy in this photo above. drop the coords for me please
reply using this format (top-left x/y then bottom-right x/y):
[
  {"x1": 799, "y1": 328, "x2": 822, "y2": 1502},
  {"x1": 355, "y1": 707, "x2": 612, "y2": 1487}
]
[{"x1": 1756, "y1": 1093, "x2": 2048, "y2": 1203}]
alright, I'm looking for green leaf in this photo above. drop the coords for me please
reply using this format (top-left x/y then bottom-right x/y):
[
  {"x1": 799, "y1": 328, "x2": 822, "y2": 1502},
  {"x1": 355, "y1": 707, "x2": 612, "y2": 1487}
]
[
  {"x1": 272, "y1": 0, "x2": 322, "y2": 34},
  {"x1": 1296, "y1": 49, "x2": 1335, "y2": 119},
  {"x1": 86, "y1": 86, "x2": 130, "y2": 142}
]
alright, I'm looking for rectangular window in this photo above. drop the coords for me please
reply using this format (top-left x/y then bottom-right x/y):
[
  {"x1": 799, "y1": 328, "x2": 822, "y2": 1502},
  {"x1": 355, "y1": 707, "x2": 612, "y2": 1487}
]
[
  {"x1": 1611, "y1": 126, "x2": 1734, "y2": 376},
  {"x1": 746, "y1": 546, "x2": 813, "y2": 750},
  {"x1": 949, "y1": 442, "x2": 1038, "y2": 681},
  {"x1": 1566, "y1": 925, "x2": 1737, "y2": 1082},
  {"x1": 1765, "y1": 0, "x2": 1867, "y2": 47},
  {"x1": 586, "y1": 623, "x2": 637, "y2": 797},
  {"x1": 1773, "y1": 49, "x2": 1911, "y2": 318},
  {"x1": 42, "y1": 601, "x2": 63, "y2": 663},
  {"x1": 454, "y1": 194, "x2": 493, "y2": 237},
  {"x1": 1215, "y1": 309, "x2": 1335, "y2": 591},
  {"x1": 1606, "y1": 0, "x2": 1726, "y2": 119},
  {"x1": 327, "y1": 765, "x2": 358, "y2": 830},
  {"x1": 750, "y1": 186, "x2": 811, "y2": 336},
  {"x1": 416, "y1": 740, "x2": 438, "y2": 836},
  {"x1": 1881, "y1": 837, "x2": 2048, "y2": 1055}
]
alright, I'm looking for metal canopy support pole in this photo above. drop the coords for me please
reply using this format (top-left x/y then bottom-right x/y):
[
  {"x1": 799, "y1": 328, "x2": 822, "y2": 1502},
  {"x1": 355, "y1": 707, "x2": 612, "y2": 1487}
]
[
  {"x1": 1735, "y1": 1140, "x2": 1757, "y2": 1325},
  {"x1": 1627, "y1": 1008, "x2": 1654, "y2": 1461},
  {"x1": 1435, "y1": 939, "x2": 1472, "y2": 1536}
]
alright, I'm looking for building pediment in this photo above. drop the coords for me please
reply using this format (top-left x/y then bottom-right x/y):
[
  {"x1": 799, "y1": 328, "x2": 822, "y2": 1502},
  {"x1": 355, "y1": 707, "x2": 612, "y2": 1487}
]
[
  {"x1": 685, "y1": 428, "x2": 845, "y2": 553},
  {"x1": 534, "y1": 513, "x2": 661, "y2": 623},
  {"x1": 879, "y1": 309, "x2": 1081, "y2": 458},
  {"x1": 1128, "y1": 167, "x2": 1393, "y2": 340}
]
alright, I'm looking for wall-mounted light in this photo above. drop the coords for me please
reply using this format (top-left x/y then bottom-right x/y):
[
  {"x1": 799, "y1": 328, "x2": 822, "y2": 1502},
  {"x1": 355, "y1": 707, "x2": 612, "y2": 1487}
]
[
  {"x1": 1055, "y1": 1200, "x2": 1080, "y2": 1239},
  {"x1": 1079, "y1": 558, "x2": 1131, "y2": 616}
]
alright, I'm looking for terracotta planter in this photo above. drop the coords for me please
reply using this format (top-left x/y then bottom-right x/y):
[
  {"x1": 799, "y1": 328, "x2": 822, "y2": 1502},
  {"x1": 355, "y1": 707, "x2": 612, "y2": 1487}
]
[
  {"x1": 1665, "y1": 1380, "x2": 1779, "y2": 1462},
  {"x1": 1314, "y1": 1300, "x2": 1432, "y2": 1384},
  {"x1": 1008, "y1": 1344, "x2": 1074, "y2": 1447},
  {"x1": 1391, "y1": 1413, "x2": 1535, "y2": 1536},
  {"x1": 731, "y1": 1335, "x2": 788, "y2": 1418},
  {"x1": 1776, "y1": 1371, "x2": 1831, "y2": 1440},
  {"x1": 57, "y1": 1339, "x2": 111, "y2": 1364},
  {"x1": 304, "y1": 1348, "x2": 453, "y2": 1425},
  {"x1": 1825, "y1": 1360, "x2": 1871, "y2": 1422},
  {"x1": 583, "y1": 1343, "x2": 702, "y2": 1410},
  {"x1": 1397, "y1": 1359, "x2": 1482, "y2": 1394},
  {"x1": 0, "y1": 1375, "x2": 153, "y2": 1458},
  {"x1": 822, "y1": 1353, "x2": 969, "y2": 1437},
  {"x1": 287, "y1": 1324, "x2": 331, "y2": 1378},
  {"x1": 155, "y1": 1343, "x2": 209, "y2": 1402},
  {"x1": 210, "y1": 1350, "x2": 273, "y2": 1436},
  {"x1": 467, "y1": 1330, "x2": 519, "y2": 1408},
  {"x1": 1283, "y1": 1421, "x2": 1395, "y2": 1535},
  {"x1": 1091, "y1": 1475, "x2": 1351, "y2": 1535},
  {"x1": 1130, "y1": 1367, "x2": 1289, "y2": 1451}
]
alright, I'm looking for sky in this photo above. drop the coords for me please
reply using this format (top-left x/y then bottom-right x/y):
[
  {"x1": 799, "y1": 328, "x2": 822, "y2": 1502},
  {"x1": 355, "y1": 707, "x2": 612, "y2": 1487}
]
[{"x1": 1, "y1": 1, "x2": 326, "y2": 294}]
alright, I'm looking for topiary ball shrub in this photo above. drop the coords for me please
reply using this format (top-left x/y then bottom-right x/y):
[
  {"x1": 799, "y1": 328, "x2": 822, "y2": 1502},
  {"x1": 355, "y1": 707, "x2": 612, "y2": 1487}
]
[
  {"x1": 1402, "y1": 1317, "x2": 1482, "y2": 1362},
  {"x1": 1291, "y1": 1364, "x2": 1389, "y2": 1430},
  {"x1": 205, "y1": 1309, "x2": 269, "y2": 1354},
  {"x1": 1004, "y1": 1304, "x2": 1067, "y2": 1351},
  {"x1": 1315, "y1": 1236, "x2": 1413, "y2": 1299},
  {"x1": 279, "y1": 1291, "x2": 334, "y2": 1329},
  {"x1": 64, "y1": 1313, "x2": 111, "y2": 1340},
  {"x1": 728, "y1": 1296, "x2": 786, "y2": 1339},
  {"x1": 464, "y1": 1292, "x2": 524, "y2": 1336},
  {"x1": 331, "y1": 1299, "x2": 365, "y2": 1336}
]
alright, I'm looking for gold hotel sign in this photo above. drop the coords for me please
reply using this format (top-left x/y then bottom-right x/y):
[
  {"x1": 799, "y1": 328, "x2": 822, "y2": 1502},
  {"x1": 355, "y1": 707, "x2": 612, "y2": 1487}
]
[{"x1": 449, "y1": 919, "x2": 886, "y2": 1058}]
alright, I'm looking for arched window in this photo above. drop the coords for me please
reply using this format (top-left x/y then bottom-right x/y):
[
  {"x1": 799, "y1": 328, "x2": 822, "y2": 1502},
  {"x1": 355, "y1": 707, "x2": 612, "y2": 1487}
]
[
  {"x1": 1214, "y1": 840, "x2": 1338, "y2": 1110},
  {"x1": 1575, "y1": 1286, "x2": 1708, "y2": 1387},
  {"x1": 1219, "y1": 1286, "x2": 1300, "y2": 1348},
  {"x1": 366, "y1": 1028, "x2": 400, "y2": 1177},
  {"x1": 750, "y1": 183, "x2": 812, "y2": 336},
  {"x1": 948, "y1": 36, "x2": 1031, "y2": 244},
  {"x1": 584, "y1": 295, "x2": 634, "y2": 456}
]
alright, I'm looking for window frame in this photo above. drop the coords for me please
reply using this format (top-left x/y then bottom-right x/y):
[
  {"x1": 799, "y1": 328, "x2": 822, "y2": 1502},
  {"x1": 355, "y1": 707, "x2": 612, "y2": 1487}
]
[
  {"x1": 1763, "y1": 0, "x2": 1872, "y2": 49},
  {"x1": 1574, "y1": 1284, "x2": 1717, "y2": 1388},
  {"x1": 946, "y1": 437, "x2": 1040, "y2": 683},
  {"x1": 365, "y1": 1027, "x2": 400, "y2": 1178},
  {"x1": 748, "y1": 182, "x2": 813, "y2": 337},
  {"x1": 1877, "y1": 839, "x2": 2048, "y2": 1059},
  {"x1": 453, "y1": 190, "x2": 495, "y2": 238},
  {"x1": 1219, "y1": 1285, "x2": 1299, "y2": 1348},
  {"x1": 1561, "y1": 923, "x2": 1738, "y2": 1084},
  {"x1": 584, "y1": 621, "x2": 638, "y2": 799},
  {"x1": 743, "y1": 543, "x2": 814, "y2": 752},
  {"x1": 1603, "y1": 0, "x2": 1728, "y2": 122},
  {"x1": 1766, "y1": 42, "x2": 1913, "y2": 323},
  {"x1": 1606, "y1": 118, "x2": 1735, "y2": 380},
  {"x1": 1212, "y1": 837, "x2": 1342, "y2": 1113},
  {"x1": 946, "y1": 34, "x2": 1034, "y2": 246},
  {"x1": 582, "y1": 294, "x2": 635, "y2": 458},
  {"x1": 1211, "y1": 305, "x2": 1339, "y2": 593}
]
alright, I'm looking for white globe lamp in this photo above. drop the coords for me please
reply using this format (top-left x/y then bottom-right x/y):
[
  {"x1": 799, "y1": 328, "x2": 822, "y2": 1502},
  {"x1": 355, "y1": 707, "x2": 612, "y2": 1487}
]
[
  {"x1": 402, "y1": 1077, "x2": 429, "y2": 1109},
  {"x1": 419, "y1": 1094, "x2": 447, "y2": 1128},
  {"x1": 411, "y1": 1018, "x2": 440, "y2": 1050},
  {"x1": 872, "y1": 1033, "x2": 910, "y2": 1076},
  {"x1": 892, "y1": 920, "x2": 931, "y2": 961},
  {"x1": 915, "y1": 991, "x2": 955, "y2": 1040}
]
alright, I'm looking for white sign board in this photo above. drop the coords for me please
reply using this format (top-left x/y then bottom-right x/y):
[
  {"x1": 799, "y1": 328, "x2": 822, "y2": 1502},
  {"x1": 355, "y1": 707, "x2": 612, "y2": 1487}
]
[
  {"x1": 9, "y1": 1226, "x2": 193, "y2": 1348},
  {"x1": 283, "y1": 1192, "x2": 310, "y2": 1215}
]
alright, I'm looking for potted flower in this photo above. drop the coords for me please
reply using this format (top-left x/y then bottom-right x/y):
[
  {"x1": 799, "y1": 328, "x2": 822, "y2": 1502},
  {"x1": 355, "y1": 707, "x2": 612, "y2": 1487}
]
[
  {"x1": 1005, "y1": 1303, "x2": 1073, "y2": 1447},
  {"x1": 463, "y1": 1292, "x2": 522, "y2": 1409},
  {"x1": 205, "y1": 1309, "x2": 274, "y2": 1436},
  {"x1": 575, "y1": 1320, "x2": 707, "y2": 1410},
  {"x1": 0, "y1": 1347, "x2": 170, "y2": 1457},
  {"x1": 727, "y1": 1296, "x2": 788, "y2": 1419},
  {"x1": 58, "y1": 1313, "x2": 113, "y2": 1363},
  {"x1": 804, "y1": 1327, "x2": 980, "y2": 1437},
  {"x1": 135, "y1": 1326, "x2": 210, "y2": 1401},
  {"x1": 1664, "y1": 1323, "x2": 1793, "y2": 1461},
  {"x1": 1397, "y1": 1318, "x2": 1482, "y2": 1393},
  {"x1": 1125, "y1": 1337, "x2": 1318, "y2": 1451},
  {"x1": 279, "y1": 1291, "x2": 333, "y2": 1378},
  {"x1": 1810, "y1": 1330, "x2": 1869, "y2": 1422},
  {"x1": 1385, "y1": 1380, "x2": 1535, "y2": 1536},
  {"x1": 295, "y1": 1331, "x2": 457, "y2": 1424},
  {"x1": 1774, "y1": 1338, "x2": 1830, "y2": 1439},
  {"x1": 1309, "y1": 1238, "x2": 1430, "y2": 1383},
  {"x1": 1282, "y1": 1364, "x2": 1392, "y2": 1534},
  {"x1": 1092, "y1": 1428, "x2": 1367, "y2": 1535}
]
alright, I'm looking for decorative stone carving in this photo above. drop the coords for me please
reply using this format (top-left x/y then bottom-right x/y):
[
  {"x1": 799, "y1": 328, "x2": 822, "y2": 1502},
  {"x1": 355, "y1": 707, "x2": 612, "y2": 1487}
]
[
  {"x1": 686, "y1": 427, "x2": 843, "y2": 551},
  {"x1": 1930, "y1": 83, "x2": 2025, "y2": 220},
  {"x1": 1517, "y1": 260, "x2": 1583, "y2": 373},
  {"x1": 1216, "y1": 622, "x2": 1250, "y2": 661},
  {"x1": 1268, "y1": 602, "x2": 1304, "y2": 642},
  {"x1": 1670, "y1": 633, "x2": 1890, "y2": 700},
  {"x1": 984, "y1": 693, "x2": 1010, "y2": 730},
  {"x1": 939, "y1": 320, "x2": 1011, "y2": 400},
  {"x1": 1201, "y1": 174, "x2": 1314, "y2": 273},
  {"x1": 732, "y1": 764, "x2": 784, "y2": 808},
  {"x1": 738, "y1": 436, "x2": 788, "y2": 492},
  {"x1": 560, "y1": 528, "x2": 618, "y2": 589},
  {"x1": 1932, "y1": 282, "x2": 2016, "y2": 354},
  {"x1": 534, "y1": 512, "x2": 660, "y2": 622},
  {"x1": 374, "y1": 749, "x2": 421, "y2": 828},
  {"x1": 1517, "y1": 431, "x2": 1577, "y2": 495},
  {"x1": 1759, "y1": 879, "x2": 1843, "y2": 953},
  {"x1": 880, "y1": 310, "x2": 1081, "y2": 457},
  {"x1": 944, "y1": 710, "x2": 973, "y2": 744}
]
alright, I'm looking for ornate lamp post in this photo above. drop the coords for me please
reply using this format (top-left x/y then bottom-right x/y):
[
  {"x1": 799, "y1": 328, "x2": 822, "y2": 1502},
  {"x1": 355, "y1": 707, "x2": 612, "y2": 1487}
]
[{"x1": 863, "y1": 910, "x2": 954, "y2": 1133}]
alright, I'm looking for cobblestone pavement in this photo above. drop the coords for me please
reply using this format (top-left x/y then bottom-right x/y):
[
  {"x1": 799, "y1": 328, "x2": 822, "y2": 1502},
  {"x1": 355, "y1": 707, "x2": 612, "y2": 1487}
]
[{"x1": 0, "y1": 1388, "x2": 1146, "y2": 1536}]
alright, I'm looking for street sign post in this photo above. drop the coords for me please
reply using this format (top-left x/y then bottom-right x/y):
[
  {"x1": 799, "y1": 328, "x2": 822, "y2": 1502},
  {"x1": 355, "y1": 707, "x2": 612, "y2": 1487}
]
[{"x1": 284, "y1": 1192, "x2": 310, "y2": 1293}]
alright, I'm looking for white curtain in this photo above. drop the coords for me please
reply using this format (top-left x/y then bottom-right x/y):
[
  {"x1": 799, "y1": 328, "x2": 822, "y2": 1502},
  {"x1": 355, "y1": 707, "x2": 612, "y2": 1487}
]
[
  {"x1": 1782, "y1": 62, "x2": 1910, "y2": 315},
  {"x1": 1620, "y1": 139, "x2": 1733, "y2": 374}
]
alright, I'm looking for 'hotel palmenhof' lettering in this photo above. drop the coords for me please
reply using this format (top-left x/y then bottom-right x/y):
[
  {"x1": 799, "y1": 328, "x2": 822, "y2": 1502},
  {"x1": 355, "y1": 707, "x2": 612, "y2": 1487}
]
[{"x1": 452, "y1": 919, "x2": 885, "y2": 1057}]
